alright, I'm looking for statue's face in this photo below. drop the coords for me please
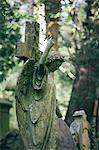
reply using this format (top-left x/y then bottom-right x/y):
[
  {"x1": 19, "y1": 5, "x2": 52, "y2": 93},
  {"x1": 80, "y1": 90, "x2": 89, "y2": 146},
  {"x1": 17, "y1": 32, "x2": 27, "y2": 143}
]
[{"x1": 32, "y1": 62, "x2": 48, "y2": 101}]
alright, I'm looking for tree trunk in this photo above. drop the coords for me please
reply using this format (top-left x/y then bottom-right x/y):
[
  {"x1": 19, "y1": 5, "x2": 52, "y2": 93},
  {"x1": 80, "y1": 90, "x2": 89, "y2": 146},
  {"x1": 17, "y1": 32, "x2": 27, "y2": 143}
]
[
  {"x1": 44, "y1": 0, "x2": 61, "y2": 51},
  {"x1": 65, "y1": 0, "x2": 99, "y2": 147},
  {"x1": 65, "y1": 0, "x2": 99, "y2": 126},
  {"x1": 65, "y1": 65, "x2": 96, "y2": 126}
]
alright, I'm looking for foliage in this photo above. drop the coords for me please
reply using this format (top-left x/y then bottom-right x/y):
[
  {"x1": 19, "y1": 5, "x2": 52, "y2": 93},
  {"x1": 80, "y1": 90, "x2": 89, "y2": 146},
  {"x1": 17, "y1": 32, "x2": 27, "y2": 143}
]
[
  {"x1": 0, "y1": 1, "x2": 98, "y2": 138},
  {"x1": 0, "y1": 0, "x2": 21, "y2": 82},
  {"x1": 63, "y1": 0, "x2": 99, "y2": 148}
]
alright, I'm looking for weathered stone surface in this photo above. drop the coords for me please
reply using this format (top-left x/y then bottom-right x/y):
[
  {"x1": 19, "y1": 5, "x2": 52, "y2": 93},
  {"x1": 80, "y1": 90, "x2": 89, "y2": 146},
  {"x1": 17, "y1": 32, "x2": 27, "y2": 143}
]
[
  {"x1": 0, "y1": 129, "x2": 24, "y2": 150},
  {"x1": 0, "y1": 121, "x2": 76, "y2": 150},
  {"x1": 16, "y1": 21, "x2": 39, "y2": 60},
  {"x1": 57, "y1": 118, "x2": 76, "y2": 150},
  {"x1": 15, "y1": 42, "x2": 76, "y2": 149}
]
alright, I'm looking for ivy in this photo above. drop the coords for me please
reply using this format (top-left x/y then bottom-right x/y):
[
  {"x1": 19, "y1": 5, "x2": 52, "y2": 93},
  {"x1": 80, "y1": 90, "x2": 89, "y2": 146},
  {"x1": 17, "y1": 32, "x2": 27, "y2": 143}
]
[{"x1": 0, "y1": 0, "x2": 21, "y2": 82}]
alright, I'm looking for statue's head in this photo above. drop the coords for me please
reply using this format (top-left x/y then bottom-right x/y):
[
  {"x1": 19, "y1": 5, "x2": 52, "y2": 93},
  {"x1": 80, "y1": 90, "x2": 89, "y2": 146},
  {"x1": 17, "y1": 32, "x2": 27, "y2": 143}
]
[{"x1": 32, "y1": 50, "x2": 65, "y2": 92}]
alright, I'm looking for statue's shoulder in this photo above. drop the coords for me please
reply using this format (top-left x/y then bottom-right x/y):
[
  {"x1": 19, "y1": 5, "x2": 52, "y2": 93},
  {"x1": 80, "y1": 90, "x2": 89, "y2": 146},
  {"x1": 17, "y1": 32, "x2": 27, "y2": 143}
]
[
  {"x1": 21, "y1": 59, "x2": 35, "y2": 75},
  {"x1": 15, "y1": 59, "x2": 35, "y2": 102},
  {"x1": 17, "y1": 59, "x2": 35, "y2": 85}
]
